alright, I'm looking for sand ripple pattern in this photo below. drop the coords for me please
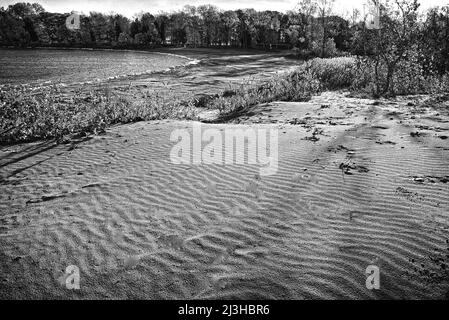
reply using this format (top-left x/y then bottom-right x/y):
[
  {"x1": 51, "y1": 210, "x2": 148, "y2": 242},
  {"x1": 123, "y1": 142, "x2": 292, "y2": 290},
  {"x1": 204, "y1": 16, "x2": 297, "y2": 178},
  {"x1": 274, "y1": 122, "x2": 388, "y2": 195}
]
[{"x1": 1, "y1": 93, "x2": 448, "y2": 299}]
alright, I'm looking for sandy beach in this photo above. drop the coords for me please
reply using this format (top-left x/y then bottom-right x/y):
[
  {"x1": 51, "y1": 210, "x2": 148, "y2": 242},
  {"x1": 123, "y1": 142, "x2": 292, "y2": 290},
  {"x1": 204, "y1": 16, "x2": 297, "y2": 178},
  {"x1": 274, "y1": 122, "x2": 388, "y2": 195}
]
[{"x1": 1, "y1": 90, "x2": 448, "y2": 299}]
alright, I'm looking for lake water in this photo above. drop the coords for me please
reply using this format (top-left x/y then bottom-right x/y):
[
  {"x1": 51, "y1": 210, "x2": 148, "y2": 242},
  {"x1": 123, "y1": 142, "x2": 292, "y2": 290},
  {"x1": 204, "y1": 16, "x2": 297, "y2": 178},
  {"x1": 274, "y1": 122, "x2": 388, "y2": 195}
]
[{"x1": 0, "y1": 49, "x2": 190, "y2": 86}]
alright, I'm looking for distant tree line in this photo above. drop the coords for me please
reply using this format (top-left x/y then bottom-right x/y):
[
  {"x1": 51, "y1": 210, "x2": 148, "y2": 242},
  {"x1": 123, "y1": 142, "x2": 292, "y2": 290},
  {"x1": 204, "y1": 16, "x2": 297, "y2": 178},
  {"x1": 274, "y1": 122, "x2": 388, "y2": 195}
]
[
  {"x1": 0, "y1": 1, "x2": 354, "y2": 55},
  {"x1": 0, "y1": 1, "x2": 448, "y2": 73}
]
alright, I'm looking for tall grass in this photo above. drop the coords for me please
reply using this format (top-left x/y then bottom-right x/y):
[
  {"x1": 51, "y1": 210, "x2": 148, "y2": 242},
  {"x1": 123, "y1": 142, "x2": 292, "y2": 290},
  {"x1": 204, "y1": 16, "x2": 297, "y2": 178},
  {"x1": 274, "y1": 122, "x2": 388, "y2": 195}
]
[
  {"x1": 0, "y1": 85, "x2": 197, "y2": 144},
  {"x1": 208, "y1": 68, "x2": 321, "y2": 117},
  {"x1": 306, "y1": 57, "x2": 358, "y2": 90}
]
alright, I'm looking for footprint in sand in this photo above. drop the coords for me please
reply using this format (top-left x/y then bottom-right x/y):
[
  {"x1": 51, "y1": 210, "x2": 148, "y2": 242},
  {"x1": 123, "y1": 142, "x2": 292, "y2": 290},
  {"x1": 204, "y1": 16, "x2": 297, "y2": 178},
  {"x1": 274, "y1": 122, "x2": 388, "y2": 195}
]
[
  {"x1": 308, "y1": 204, "x2": 328, "y2": 218},
  {"x1": 123, "y1": 255, "x2": 141, "y2": 269},
  {"x1": 106, "y1": 220, "x2": 123, "y2": 242},
  {"x1": 292, "y1": 173, "x2": 303, "y2": 183},
  {"x1": 297, "y1": 198, "x2": 312, "y2": 211},
  {"x1": 296, "y1": 198, "x2": 340, "y2": 219},
  {"x1": 56, "y1": 273, "x2": 69, "y2": 287},
  {"x1": 231, "y1": 206, "x2": 241, "y2": 216},
  {"x1": 211, "y1": 274, "x2": 228, "y2": 290},
  {"x1": 203, "y1": 181, "x2": 218, "y2": 194},
  {"x1": 302, "y1": 202, "x2": 328, "y2": 218},
  {"x1": 211, "y1": 252, "x2": 228, "y2": 265},
  {"x1": 292, "y1": 173, "x2": 319, "y2": 185},
  {"x1": 333, "y1": 206, "x2": 363, "y2": 221},
  {"x1": 158, "y1": 234, "x2": 184, "y2": 250},
  {"x1": 244, "y1": 180, "x2": 263, "y2": 198}
]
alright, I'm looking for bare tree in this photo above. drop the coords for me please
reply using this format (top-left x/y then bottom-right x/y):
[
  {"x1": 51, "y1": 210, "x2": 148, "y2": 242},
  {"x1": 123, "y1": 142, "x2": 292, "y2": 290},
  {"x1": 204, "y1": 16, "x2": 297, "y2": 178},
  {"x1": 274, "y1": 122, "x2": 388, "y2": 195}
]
[{"x1": 315, "y1": 0, "x2": 335, "y2": 57}]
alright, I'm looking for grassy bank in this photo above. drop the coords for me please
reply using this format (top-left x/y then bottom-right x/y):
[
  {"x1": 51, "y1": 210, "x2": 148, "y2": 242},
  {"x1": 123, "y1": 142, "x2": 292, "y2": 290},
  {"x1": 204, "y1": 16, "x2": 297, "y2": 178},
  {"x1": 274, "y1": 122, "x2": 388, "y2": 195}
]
[
  {"x1": 1, "y1": 56, "x2": 448, "y2": 144},
  {"x1": 0, "y1": 85, "x2": 198, "y2": 143}
]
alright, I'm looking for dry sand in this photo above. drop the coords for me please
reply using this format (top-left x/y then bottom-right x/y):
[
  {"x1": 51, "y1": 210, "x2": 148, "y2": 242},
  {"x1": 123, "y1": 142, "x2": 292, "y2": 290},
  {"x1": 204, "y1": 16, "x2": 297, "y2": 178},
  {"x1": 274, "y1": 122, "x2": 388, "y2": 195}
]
[{"x1": 1, "y1": 91, "x2": 448, "y2": 299}]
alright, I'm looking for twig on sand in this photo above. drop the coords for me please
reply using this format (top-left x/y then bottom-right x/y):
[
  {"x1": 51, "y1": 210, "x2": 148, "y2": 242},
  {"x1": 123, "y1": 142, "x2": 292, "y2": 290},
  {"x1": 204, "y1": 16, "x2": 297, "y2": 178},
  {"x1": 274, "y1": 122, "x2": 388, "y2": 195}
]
[{"x1": 339, "y1": 161, "x2": 348, "y2": 183}]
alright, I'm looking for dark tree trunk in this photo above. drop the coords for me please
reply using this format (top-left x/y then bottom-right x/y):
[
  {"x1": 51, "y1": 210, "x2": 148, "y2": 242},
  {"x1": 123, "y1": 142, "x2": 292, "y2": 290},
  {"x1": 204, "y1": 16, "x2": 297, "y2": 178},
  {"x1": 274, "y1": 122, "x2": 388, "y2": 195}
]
[{"x1": 383, "y1": 63, "x2": 396, "y2": 95}]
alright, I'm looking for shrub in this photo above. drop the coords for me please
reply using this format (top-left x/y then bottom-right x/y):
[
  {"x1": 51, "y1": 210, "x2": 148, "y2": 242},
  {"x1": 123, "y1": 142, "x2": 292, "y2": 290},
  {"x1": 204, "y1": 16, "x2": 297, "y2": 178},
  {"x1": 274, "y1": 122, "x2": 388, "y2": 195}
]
[{"x1": 351, "y1": 51, "x2": 449, "y2": 96}]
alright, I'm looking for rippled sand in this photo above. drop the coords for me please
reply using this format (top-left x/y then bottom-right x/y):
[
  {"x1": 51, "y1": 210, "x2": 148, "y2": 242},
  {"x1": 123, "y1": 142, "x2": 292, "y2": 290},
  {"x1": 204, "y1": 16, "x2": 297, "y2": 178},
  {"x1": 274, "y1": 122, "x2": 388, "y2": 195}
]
[{"x1": 1, "y1": 92, "x2": 448, "y2": 299}]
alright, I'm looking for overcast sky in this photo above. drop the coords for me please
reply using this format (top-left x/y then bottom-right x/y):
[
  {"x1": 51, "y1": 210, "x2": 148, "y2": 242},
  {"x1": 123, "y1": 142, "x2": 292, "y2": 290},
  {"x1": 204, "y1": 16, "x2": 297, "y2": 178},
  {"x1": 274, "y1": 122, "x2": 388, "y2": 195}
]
[{"x1": 1, "y1": 0, "x2": 448, "y2": 17}]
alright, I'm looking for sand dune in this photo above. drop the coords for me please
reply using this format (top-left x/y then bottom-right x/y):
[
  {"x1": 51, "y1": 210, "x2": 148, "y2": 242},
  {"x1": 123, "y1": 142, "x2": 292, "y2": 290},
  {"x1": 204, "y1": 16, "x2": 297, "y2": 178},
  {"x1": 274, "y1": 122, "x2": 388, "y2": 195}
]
[{"x1": 1, "y1": 92, "x2": 448, "y2": 299}]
